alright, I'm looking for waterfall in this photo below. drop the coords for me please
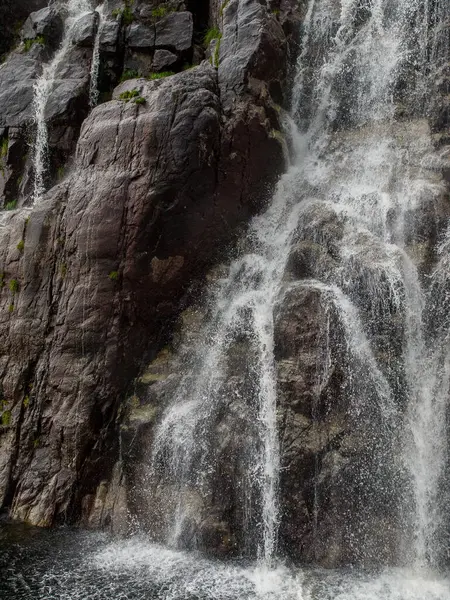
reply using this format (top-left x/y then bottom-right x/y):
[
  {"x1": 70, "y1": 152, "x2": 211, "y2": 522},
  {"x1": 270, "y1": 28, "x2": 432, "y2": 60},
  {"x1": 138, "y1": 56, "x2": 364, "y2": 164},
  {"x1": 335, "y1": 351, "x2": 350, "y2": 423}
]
[
  {"x1": 32, "y1": 0, "x2": 94, "y2": 204},
  {"x1": 89, "y1": 3, "x2": 105, "y2": 108},
  {"x1": 145, "y1": 0, "x2": 450, "y2": 569}
]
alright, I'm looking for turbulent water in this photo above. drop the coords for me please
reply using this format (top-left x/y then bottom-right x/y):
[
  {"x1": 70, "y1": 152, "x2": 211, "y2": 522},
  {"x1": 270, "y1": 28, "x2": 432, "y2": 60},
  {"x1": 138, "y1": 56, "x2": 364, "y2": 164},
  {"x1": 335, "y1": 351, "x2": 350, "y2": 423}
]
[
  {"x1": 32, "y1": 0, "x2": 95, "y2": 203},
  {"x1": 2, "y1": 527, "x2": 450, "y2": 600},
  {"x1": 4, "y1": 0, "x2": 450, "y2": 598},
  {"x1": 148, "y1": 0, "x2": 450, "y2": 571}
]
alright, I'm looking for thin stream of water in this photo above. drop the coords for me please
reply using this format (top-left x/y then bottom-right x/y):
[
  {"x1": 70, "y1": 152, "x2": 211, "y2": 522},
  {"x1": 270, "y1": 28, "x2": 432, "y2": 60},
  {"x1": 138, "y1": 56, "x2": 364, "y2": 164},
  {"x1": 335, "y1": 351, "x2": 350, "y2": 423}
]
[{"x1": 32, "y1": 0, "x2": 94, "y2": 204}]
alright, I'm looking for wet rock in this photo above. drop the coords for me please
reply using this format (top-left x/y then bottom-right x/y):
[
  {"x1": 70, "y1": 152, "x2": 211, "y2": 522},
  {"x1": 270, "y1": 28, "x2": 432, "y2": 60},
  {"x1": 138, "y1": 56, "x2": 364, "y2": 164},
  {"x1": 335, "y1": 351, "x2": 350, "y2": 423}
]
[
  {"x1": 0, "y1": 53, "x2": 42, "y2": 128},
  {"x1": 72, "y1": 11, "x2": 100, "y2": 47}
]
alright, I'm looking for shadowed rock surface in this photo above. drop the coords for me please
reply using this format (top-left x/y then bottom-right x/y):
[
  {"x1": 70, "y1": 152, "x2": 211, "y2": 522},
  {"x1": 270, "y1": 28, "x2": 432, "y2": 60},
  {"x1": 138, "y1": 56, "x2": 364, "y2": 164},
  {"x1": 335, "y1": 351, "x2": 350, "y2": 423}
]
[{"x1": 0, "y1": 0, "x2": 301, "y2": 531}]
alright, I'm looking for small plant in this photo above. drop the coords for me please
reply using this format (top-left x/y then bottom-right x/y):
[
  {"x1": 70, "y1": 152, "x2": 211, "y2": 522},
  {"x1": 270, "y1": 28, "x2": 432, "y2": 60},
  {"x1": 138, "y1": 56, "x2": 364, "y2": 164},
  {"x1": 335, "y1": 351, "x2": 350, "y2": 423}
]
[
  {"x1": 23, "y1": 396, "x2": 30, "y2": 408},
  {"x1": 0, "y1": 138, "x2": 8, "y2": 158},
  {"x1": 112, "y1": 6, "x2": 134, "y2": 24},
  {"x1": 151, "y1": 5, "x2": 174, "y2": 19},
  {"x1": 57, "y1": 166, "x2": 65, "y2": 180},
  {"x1": 8, "y1": 303, "x2": 14, "y2": 313},
  {"x1": 60, "y1": 263, "x2": 67, "y2": 278},
  {"x1": 33, "y1": 436, "x2": 40, "y2": 448},
  {"x1": 5, "y1": 200, "x2": 17, "y2": 210},
  {"x1": 16, "y1": 240, "x2": 24, "y2": 252},
  {"x1": 119, "y1": 89, "x2": 139, "y2": 102},
  {"x1": 9, "y1": 279, "x2": 19, "y2": 294},
  {"x1": 123, "y1": 5, "x2": 134, "y2": 24},
  {"x1": 1, "y1": 410, "x2": 11, "y2": 426},
  {"x1": 120, "y1": 69, "x2": 140, "y2": 83},
  {"x1": 108, "y1": 270, "x2": 119, "y2": 281},
  {"x1": 271, "y1": 8, "x2": 280, "y2": 16},
  {"x1": 220, "y1": 0, "x2": 230, "y2": 17},
  {"x1": 204, "y1": 27, "x2": 221, "y2": 46},
  {"x1": 134, "y1": 96, "x2": 145, "y2": 105},
  {"x1": 23, "y1": 35, "x2": 45, "y2": 51},
  {"x1": 147, "y1": 71, "x2": 175, "y2": 80}
]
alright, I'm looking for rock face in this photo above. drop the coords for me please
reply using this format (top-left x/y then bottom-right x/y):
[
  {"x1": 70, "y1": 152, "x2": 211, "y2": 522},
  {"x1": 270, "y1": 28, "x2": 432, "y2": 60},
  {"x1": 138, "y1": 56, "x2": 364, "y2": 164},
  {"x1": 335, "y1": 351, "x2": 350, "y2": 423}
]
[
  {"x1": 4, "y1": 0, "x2": 447, "y2": 573},
  {"x1": 0, "y1": 0, "x2": 301, "y2": 531}
]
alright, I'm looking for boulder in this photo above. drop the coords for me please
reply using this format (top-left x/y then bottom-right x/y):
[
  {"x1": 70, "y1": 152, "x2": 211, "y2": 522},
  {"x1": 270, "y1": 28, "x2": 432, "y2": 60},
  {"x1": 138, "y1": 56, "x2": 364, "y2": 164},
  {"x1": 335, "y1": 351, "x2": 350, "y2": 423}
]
[
  {"x1": 126, "y1": 22, "x2": 156, "y2": 49},
  {"x1": 72, "y1": 11, "x2": 100, "y2": 47},
  {"x1": 152, "y1": 49, "x2": 178, "y2": 71},
  {"x1": 21, "y1": 7, "x2": 64, "y2": 49},
  {"x1": 155, "y1": 11, "x2": 193, "y2": 53},
  {"x1": 0, "y1": 53, "x2": 42, "y2": 128},
  {"x1": 99, "y1": 18, "x2": 121, "y2": 53}
]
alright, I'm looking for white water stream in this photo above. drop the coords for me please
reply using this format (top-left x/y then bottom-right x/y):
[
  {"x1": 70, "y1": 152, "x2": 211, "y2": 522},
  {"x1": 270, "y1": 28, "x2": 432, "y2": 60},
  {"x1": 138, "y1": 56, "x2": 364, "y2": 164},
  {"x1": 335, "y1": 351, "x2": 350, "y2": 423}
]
[
  {"x1": 89, "y1": 2, "x2": 105, "y2": 107},
  {"x1": 32, "y1": 0, "x2": 97, "y2": 203},
  {"x1": 147, "y1": 0, "x2": 450, "y2": 574}
]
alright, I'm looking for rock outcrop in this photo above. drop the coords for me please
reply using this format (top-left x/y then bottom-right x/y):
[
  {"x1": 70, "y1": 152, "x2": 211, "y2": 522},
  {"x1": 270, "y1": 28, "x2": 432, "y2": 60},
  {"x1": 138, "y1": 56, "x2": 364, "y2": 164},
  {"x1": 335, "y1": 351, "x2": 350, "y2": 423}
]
[{"x1": 0, "y1": 0, "x2": 301, "y2": 530}]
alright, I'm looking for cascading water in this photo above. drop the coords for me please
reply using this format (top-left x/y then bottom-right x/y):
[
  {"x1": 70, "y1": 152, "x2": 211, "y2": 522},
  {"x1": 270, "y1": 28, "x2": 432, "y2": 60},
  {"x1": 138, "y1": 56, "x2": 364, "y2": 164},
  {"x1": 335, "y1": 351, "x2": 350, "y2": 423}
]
[
  {"x1": 89, "y1": 3, "x2": 105, "y2": 107},
  {"x1": 146, "y1": 0, "x2": 450, "y2": 574},
  {"x1": 4, "y1": 0, "x2": 450, "y2": 598},
  {"x1": 32, "y1": 0, "x2": 94, "y2": 203}
]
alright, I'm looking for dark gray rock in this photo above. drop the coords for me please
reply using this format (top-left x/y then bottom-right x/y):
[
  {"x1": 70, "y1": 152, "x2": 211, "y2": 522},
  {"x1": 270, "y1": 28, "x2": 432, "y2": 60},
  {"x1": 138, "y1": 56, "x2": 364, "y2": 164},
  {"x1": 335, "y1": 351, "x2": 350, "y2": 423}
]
[
  {"x1": 126, "y1": 22, "x2": 156, "y2": 49},
  {"x1": 21, "y1": 7, "x2": 64, "y2": 49},
  {"x1": 152, "y1": 49, "x2": 178, "y2": 71},
  {"x1": 219, "y1": 0, "x2": 286, "y2": 109},
  {"x1": 155, "y1": 12, "x2": 193, "y2": 53},
  {"x1": 72, "y1": 11, "x2": 100, "y2": 47},
  {"x1": 0, "y1": 53, "x2": 42, "y2": 128},
  {"x1": 99, "y1": 18, "x2": 121, "y2": 53}
]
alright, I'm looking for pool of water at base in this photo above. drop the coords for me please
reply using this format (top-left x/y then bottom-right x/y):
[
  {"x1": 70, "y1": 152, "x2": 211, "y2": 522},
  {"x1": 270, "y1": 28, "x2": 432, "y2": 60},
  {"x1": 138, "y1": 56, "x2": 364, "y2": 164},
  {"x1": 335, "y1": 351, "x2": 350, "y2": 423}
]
[{"x1": 1, "y1": 524, "x2": 450, "y2": 600}]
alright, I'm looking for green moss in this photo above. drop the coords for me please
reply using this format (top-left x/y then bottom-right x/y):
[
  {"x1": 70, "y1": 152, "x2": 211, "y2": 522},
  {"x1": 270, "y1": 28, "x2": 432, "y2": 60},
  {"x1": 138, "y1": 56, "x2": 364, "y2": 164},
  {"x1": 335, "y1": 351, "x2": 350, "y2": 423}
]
[
  {"x1": 123, "y1": 5, "x2": 134, "y2": 24},
  {"x1": 147, "y1": 71, "x2": 175, "y2": 80},
  {"x1": 33, "y1": 436, "x2": 40, "y2": 448},
  {"x1": 23, "y1": 35, "x2": 45, "y2": 52},
  {"x1": 0, "y1": 138, "x2": 8, "y2": 158},
  {"x1": 213, "y1": 37, "x2": 222, "y2": 67},
  {"x1": 133, "y1": 96, "x2": 145, "y2": 105},
  {"x1": 9, "y1": 279, "x2": 18, "y2": 294},
  {"x1": 151, "y1": 5, "x2": 170, "y2": 18},
  {"x1": 119, "y1": 89, "x2": 140, "y2": 102},
  {"x1": 271, "y1": 8, "x2": 280, "y2": 16},
  {"x1": 120, "y1": 69, "x2": 140, "y2": 83},
  {"x1": 5, "y1": 200, "x2": 17, "y2": 210},
  {"x1": 60, "y1": 263, "x2": 67, "y2": 278},
  {"x1": 23, "y1": 396, "x2": 30, "y2": 408},
  {"x1": 8, "y1": 303, "x2": 14, "y2": 313},
  {"x1": 204, "y1": 27, "x2": 221, "y2": 46},
  {"x1": 16, "y1": 240, "x2": 24, "y2": 252},
  {"x1": 56, "y1": 166, "x2": 65, "y2": 180},
  {"x1": 111, "y1": 5, "x2": 134, "y2": 24},
  {"x1": 220, "y1": 0, "x2": 230, "y2": 16},
  {"x1": 1, "y1": 410, "x2": 11, "y2": 426},
  {"x1": 108, "y1": 270, "x2": 119, "y2": 281},
  {"x1": 269, "y1": 128, "x2": 284, "y2": 142}
]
